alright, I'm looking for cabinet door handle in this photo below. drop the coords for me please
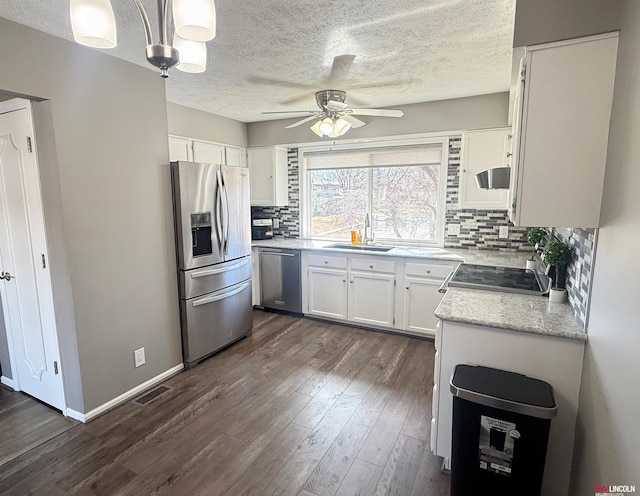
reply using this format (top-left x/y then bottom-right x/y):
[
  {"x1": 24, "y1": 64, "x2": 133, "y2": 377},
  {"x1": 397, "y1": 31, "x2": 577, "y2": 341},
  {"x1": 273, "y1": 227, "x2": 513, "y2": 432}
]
[
  {"x1": 369, "y1": 264, "x2": 374, "y2": 269},
  {"x1": 342, "y1": 279, "x2": 346, "y2": 283},
  {"x1": 350, "y1": 280, "x2": 354, "y2": 283},
  {"x1": 405, "y1": 286, "x2": 410, "y2": 290},
  {"x1": 426, "y1": 269, "x2": 431, "y2": 274},
  {"x1": 324, "y1": 261, "x2": 328, "y2": 264}
]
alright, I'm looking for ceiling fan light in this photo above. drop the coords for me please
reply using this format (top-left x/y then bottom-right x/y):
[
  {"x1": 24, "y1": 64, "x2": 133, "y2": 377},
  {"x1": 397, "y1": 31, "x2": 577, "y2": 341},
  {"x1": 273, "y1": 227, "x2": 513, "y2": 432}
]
[
  {"x1": 318, "y1": 118, "x2": 335, "y2": 136},
  {"x1": 333, "y1": 118, "x2": 352, "y2": 137},
  {"x1": 310, "y1": 120, "x2": 324, "y2": 137},
  {"x1": 173, "y1": 0, "x2": 216, "y2": 42},
  {"x1": 174, "y1": 35, "x2": 207, "y2": 73},
  {"x1": 70, "y1": 0, "x2": 117, "y2": 48}
]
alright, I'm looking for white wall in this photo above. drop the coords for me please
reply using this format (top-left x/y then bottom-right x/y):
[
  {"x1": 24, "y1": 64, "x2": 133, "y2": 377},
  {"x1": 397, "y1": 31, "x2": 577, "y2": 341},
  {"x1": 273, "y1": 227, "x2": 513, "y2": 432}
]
[
  {"x1": 167, "y1": 102, "x2": 248, "y2": 146},
  {"x1": 0, "y1": 18, "x2": 182, "y2": 413},
  {"x1": 513, "y1": 0, "x2": 620, "y2": 47},
  {"x1": 247, "y1": 93, "x2": 509, "y2": 147},
  {"x1": 571, "y1": 1, "x2": 640, "y2": 491}
]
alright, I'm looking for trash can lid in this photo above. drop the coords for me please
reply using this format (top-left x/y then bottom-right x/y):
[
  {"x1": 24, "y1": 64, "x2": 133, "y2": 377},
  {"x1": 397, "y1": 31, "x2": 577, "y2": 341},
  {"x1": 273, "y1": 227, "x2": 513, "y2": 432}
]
[{"x1": 450, "y1": 365, "x2": 558, "y2": 419}]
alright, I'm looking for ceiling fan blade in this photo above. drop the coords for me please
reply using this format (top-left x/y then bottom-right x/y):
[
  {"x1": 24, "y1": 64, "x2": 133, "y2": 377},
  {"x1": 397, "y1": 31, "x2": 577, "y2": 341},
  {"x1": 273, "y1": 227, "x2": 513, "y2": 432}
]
[
  {"x1": 247, "y1": 76, "x2": 312, "y2": 90},
  {"x1": 326, "y1": 99, "x2": 349, "y2": 111},
  {"x1": 286, "y1": 113, "x2": 324, "y2": 128},
  {"x1": 327, "y1": 54, "x2": 356, "y2": 85},
  {"x1": 262, "y1": 110, "x2": 316, "y2": 114},
  {"x1": 341, "y1": 114, "x2": 366, "y2": 128},
  {"x1": 349, "y1": 79, "x2": 420, "y2": 91},
  {"x1": 349, "y1": 108, "x2": 404, "y2": 117},
  {"x1": 279, "y1": 93, "x2": 316, "y2": 106}
]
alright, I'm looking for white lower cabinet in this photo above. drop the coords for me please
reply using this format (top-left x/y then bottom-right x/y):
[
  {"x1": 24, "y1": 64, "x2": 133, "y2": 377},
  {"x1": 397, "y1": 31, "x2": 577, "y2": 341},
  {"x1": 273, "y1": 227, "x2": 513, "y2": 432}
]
[
  {"x1": 302, "y1": 252, "x2": 455, "y2": 334},
  {"x1": 402, "y1": 261, "x2": 456, "y2": 337},
  {"x1": 348, "y1": 270, "x2": 395, "y2": 327},
  {"x1": 307, "y1": 266, "x2": 348, "y2": 319}
]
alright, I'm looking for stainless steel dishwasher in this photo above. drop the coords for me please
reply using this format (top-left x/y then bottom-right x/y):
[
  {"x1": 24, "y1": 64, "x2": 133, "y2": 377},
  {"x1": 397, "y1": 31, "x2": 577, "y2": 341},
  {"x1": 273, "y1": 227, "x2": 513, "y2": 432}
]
[{"x1": 259, "y1": 248, "x2": 302, "y2": 313}]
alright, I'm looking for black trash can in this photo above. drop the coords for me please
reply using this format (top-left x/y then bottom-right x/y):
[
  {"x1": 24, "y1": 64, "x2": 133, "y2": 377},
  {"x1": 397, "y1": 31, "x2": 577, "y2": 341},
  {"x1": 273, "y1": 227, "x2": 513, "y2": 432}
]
[{"x1": 449, "y1": 364, "x2": 557, "y2": 496}]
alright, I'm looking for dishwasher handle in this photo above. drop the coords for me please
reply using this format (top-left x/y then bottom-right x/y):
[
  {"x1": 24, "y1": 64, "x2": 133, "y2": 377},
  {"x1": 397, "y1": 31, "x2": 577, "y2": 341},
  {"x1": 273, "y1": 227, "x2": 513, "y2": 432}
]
[{"x1": 261, "y1": 251, "x2": 296, "y2": 257}]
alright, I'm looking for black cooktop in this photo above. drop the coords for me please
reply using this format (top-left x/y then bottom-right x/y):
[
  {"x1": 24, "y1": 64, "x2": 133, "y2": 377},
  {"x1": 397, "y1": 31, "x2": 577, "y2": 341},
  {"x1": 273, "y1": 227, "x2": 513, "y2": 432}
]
[{"x1": 447, "y1": 264, "x2": 547, "y2": 295}]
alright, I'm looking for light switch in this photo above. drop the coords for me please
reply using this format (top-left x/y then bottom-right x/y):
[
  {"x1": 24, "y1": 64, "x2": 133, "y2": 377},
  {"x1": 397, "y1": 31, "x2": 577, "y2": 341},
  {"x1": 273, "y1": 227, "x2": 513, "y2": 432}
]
[{"x1": 499, "y1": 226, "x2": 509, "y2": 239}]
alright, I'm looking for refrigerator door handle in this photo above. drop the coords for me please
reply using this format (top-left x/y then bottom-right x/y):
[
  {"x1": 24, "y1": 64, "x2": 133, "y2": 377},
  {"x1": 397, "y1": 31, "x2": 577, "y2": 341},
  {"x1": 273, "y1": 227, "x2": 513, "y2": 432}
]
[
  {"x1": 189, "y1": 258, "x2": 250, "y2": 278},
  {"x1": 215, "y1": 169, "x2": 224, "y2": 253},
  {"x1": 221, "y1": 170, "x2": 230, "y2": 255},
  {"x1": 192, "y1": 282, "x2": 251, "y2": 307}
]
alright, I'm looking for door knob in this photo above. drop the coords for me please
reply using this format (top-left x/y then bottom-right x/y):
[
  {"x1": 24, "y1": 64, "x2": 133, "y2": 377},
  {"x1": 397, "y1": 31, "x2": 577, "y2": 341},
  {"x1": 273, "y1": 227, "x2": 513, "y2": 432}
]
[{"x1": 0, "y1": 271, "x2": 14, "y2": 281}]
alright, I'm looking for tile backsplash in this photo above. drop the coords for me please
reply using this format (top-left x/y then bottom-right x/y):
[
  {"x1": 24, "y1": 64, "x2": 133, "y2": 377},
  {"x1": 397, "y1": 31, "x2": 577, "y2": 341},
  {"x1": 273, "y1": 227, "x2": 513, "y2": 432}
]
[
  {"x1": 251, "y1": 137, "x2": 529, "y2": 250},
  {"x1": 549, "y1": 227, "x2": 596, "y2": 326},
  {"x1": 251, "y1": 140, "x2": 596, "y2": 326},
  {"x1": 443, "y1": 137, "x2": 529, "y2": 252},
  {"x1": 251, "y1": 148, "x2": 300, "y2": 238}
]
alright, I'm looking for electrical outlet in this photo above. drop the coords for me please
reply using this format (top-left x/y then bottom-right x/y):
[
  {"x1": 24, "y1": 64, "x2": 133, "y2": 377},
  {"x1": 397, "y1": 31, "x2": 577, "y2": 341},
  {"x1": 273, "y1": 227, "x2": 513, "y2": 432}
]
[
  {"x1": 575, "y1": 262, "x2": 582, "y2": 283},
  {"x1": 447, "y1": 224, "x2": 461, "y2": 236},
  {"x1": 273, "y1": 218, "x2": 280, "y2": 229},
  {"x1": 134, "y1": 348, "x2": 145, "y2": 368},
  {"x1": 499, "y1": 226, "x2": 510, "y2": 239}
]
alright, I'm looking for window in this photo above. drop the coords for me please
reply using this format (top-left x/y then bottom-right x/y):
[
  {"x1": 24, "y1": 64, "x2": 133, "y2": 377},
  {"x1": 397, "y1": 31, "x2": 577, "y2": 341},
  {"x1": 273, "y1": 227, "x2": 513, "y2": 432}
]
[{"x1": 301, "y1": 139, "x2": 448, "y2": 245}]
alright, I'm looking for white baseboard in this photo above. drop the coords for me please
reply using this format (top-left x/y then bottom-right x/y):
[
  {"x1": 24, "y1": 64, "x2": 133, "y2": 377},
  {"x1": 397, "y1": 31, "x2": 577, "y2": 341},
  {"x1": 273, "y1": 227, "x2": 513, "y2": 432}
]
[
  {"x1": 65, "y1": 363, "x2": 184, "y2": 423},
  {"x1": 1, "y1": 376, "x2": 15, "y2": 389}
]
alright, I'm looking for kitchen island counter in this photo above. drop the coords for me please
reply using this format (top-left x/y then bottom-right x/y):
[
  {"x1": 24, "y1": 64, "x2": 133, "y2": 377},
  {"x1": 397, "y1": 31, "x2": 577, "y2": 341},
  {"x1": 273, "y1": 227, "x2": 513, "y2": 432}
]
[{"x1": 435, "y1": 287, "x2": 586, "y2": 341}]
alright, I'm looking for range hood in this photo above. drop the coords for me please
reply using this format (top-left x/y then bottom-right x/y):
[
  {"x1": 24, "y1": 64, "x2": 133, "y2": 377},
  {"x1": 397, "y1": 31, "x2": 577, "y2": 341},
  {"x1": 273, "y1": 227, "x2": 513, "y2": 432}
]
[{"x1": 475, "y1": 167, "x2": 510, "y2": 189}]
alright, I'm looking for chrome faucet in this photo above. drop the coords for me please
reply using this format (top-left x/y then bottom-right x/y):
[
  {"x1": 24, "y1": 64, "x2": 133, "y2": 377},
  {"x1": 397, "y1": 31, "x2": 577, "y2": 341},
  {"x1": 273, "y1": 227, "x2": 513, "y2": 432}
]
[{"x1": 364, "y1": 213, "x2": 375, "y2": 244}]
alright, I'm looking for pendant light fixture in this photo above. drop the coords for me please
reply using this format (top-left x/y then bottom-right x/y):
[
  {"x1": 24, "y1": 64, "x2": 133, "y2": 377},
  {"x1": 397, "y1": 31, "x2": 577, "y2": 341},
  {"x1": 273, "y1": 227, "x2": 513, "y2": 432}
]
[{"x1": 69, "y1": 0, "x2": 216, "y2": 78}]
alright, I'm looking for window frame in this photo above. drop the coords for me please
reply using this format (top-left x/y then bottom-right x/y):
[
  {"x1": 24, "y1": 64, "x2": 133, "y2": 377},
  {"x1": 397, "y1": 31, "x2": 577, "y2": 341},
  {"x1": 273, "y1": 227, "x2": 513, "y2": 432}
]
[{"x1": 299, "y1": 135, "x2": 450, "y2": 247}]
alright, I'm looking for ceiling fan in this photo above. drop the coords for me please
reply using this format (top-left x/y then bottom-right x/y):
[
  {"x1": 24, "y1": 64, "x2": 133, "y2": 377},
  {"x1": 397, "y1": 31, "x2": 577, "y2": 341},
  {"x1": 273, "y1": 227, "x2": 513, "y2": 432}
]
[{"x1": 262, "y1": 89, "x2": 404, "y2": 138}]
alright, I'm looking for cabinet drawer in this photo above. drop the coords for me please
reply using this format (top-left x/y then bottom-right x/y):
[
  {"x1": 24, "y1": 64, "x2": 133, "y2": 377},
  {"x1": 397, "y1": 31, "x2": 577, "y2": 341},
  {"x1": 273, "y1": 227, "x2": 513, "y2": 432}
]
[
  {"x1": 405, "y1": 261, "x2": 455, "y2": 279},
  {"x1": 351, "y1": 257, "x2": 395, "y2": 273},
  {"x1": 308, "y1": 253, "x2": 347, "y2": 269}
]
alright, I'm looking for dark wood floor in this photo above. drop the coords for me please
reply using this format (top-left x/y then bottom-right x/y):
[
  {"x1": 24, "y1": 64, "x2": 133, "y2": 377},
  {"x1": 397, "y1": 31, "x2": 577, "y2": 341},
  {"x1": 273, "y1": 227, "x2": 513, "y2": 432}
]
[
  {"x1": 0, "y1": 385, "x2": 77, "y2": 467},
  {"x1": 0, "y1": 310, "x2": 450, "y2": 496}
]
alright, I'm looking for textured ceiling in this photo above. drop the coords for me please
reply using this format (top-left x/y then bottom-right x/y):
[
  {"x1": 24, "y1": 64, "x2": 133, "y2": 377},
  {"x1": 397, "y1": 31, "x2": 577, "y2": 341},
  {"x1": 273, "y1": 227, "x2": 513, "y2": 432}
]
[{"x1": 0, "y1": 0, "x2": 515, "y2": 123}]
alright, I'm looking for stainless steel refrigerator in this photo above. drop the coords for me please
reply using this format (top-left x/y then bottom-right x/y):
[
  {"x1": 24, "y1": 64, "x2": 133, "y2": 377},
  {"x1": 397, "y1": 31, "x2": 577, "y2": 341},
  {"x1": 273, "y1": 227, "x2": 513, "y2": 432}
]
[{"x1": 170, "y1": 161, "x2": 253, "y2": 369}]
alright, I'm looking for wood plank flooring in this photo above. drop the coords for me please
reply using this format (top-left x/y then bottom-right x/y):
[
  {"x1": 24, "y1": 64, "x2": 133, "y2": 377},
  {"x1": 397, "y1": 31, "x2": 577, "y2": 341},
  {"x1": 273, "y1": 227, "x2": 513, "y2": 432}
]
[
  {"x1": 0, "y1": 310, "x2": 450, "y2": 495},
  {"x1": 0, "y1": 384, "x2": 77, "y2": 467}
]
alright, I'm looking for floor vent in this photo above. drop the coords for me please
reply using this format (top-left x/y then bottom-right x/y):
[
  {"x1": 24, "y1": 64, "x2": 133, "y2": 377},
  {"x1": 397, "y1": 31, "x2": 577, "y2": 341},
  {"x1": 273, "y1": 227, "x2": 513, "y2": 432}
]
[{"x1": 134, "y1": 385, "x2": 171, "y2": 405}]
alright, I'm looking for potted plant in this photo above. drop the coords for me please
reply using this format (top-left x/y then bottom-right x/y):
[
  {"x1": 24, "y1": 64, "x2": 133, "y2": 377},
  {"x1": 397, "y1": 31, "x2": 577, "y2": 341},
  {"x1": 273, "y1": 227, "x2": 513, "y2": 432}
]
[
  {"x1": 526, "y1": 228, "x2": 546, "y2": 270},
  {"x1": 542, "y1": 240, "x2": 573, "y2": 302}
]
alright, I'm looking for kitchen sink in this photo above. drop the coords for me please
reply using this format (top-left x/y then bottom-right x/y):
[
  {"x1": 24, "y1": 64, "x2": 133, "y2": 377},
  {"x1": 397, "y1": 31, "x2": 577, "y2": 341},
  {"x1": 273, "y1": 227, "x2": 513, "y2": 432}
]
[{"x1": 326, "y1": 243, "x2": 394, "y2": 252}]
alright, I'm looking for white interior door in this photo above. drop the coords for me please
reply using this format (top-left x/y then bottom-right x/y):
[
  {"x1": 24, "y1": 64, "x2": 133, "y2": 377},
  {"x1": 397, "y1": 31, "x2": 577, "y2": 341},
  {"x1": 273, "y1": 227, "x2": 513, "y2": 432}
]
[{"x1": 0, "y1": 100, "x2": 65, "y2": 411}]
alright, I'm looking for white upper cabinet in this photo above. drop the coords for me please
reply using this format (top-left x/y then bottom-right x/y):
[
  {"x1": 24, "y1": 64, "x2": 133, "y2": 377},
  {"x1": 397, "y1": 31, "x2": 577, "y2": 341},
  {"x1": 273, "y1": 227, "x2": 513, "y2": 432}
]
[
  {"x1": 459, "y1": 127, "x2": 510, "y2": 209},
  {"x1": 248, "y1": 146, "x2": 289, "y2": 207},
  {"x1": 224, "y1": 145, "x2": 247, "y2": 167},
  {"x1": 168, "y1": 135, "x2": 193, "y2": 162},
  {"x1": 168, "y1": 135, "x2": 247, "y2": 167},
  {"x1": 509, "y1": 32, "x2": 618, "y2": 227},
  {"x1": 192, "y1": 139, "x2": 224, "y2": 164}
]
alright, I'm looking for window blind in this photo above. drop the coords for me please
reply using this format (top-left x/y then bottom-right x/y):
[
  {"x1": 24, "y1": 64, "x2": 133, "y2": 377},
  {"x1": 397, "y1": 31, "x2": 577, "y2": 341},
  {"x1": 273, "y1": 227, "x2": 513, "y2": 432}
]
[{"x1": 305, "y1": 144, "x2": 443, "y2": 170}]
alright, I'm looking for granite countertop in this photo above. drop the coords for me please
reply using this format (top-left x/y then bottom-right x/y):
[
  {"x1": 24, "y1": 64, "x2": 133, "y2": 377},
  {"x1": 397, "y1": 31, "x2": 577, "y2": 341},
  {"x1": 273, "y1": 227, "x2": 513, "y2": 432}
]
[
  {"x1": 251, "y1": 237, "x2": 531, "y2": 267},
  {"x1": 253, "y1": 237, "x2": 585, "y2": 342},
  {"x1": 435, "y1": 287, "x2": 587, "y2": 341}
]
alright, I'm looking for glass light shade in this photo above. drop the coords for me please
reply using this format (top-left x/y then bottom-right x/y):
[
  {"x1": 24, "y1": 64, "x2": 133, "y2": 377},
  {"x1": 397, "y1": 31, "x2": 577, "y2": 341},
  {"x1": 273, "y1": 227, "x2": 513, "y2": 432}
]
[
  {"x1": 330, "y1": 118, "x2": 352, "y2": 137},
  {"x1": 318, "y1": 118, "x2": 335, "y2": 136},
  {"x1": 174, "y1": 35, "x2": 207, "y2": 73},
  {"x1": 70, "y1": 0, "x2": 117, "y2": 48},
  {"x1": 173, "y1": 0, "x2": 216, "y2": 42},
  {"x1": 310, "y1": 120, "x2": 324, "y2": 137}
]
